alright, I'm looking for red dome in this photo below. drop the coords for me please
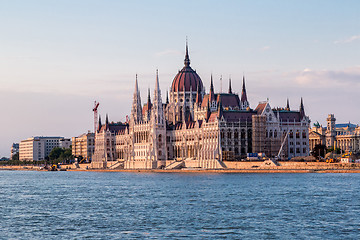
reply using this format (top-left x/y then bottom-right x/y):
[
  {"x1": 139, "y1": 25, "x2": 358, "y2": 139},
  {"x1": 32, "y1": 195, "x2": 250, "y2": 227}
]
[
  {"x1": 171, "y1": 66, "x2": 203, "y2": 92},
  {"x1": 171, "y1": 43, "x2": 203, "y2": 92}
]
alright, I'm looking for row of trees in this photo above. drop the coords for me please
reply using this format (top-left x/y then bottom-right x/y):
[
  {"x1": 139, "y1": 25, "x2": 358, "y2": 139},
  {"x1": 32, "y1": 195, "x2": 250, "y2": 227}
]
[
  {"x1": 0, "y1": 147, "x2": 74, "y2": 166},
  {"x1": 48, "y1": 147, "x2": 73, "y2": 162},
  {"x1": 311, "y1": 144, "x2": 341, "y2": 159}
]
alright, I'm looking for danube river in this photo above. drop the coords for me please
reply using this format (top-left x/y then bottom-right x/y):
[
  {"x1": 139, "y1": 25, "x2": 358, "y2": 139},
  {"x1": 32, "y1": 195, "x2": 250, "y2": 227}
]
[{"x1": 1, "y1": 171, "x2": 359, "y2": 239}]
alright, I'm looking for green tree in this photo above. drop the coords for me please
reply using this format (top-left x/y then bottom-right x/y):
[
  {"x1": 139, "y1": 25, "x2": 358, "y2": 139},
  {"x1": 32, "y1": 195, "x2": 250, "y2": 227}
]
[
  {"x1": 48, "y1": 147, "x2": 73, "y2": 163},
  {"x1": 49, "y1": 147, "x2": 63, "y2": 160},
  {"x1": 312, "y1": 144, "x2": 326, "y2": 159},
  {"x1": 59, "y1": 148, "x2": 73, "y2": 161}
]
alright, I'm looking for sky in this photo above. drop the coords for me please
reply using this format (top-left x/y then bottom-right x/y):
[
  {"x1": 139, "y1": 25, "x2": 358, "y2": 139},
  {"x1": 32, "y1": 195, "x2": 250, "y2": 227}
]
[{"x1": 0, "y1": 0, "x2": 359, "y2": 157}]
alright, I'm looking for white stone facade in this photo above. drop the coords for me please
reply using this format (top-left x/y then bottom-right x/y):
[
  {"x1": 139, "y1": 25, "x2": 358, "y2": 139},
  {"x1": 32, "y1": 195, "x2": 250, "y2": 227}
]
[
  {"x1": 19, "y1": 136, "x2": 71, "y2": 161},
  {"x1": 309, "y1": 114, "x2": 360, "y2": 153},
  {"x1": 91, "y1": 45, "x2": 310, "y2": 169},
  {"x1": 72, "y1": 132, "x2": 95, "y2": 161}
]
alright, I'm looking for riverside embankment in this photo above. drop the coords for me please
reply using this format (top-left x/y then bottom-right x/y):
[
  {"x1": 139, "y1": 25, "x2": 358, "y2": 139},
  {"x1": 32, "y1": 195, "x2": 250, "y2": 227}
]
[{"x1": 2, "y1": 161, "x2": 360, "y2": 173}]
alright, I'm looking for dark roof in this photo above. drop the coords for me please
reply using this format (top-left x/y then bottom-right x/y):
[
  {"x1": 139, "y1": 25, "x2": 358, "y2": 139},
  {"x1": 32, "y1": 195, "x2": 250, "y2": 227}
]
[
  {"x1": 207, "y1": 109, "x2": 256, "y2": 122},
  {"x1": 201, "y1": 93, "x2": 240, "y2": 109},
  {"x1": 171, "y1": 44, "x2": 203, "y2": 92},
  {"x1": 336, "y1": 123, "x2": 357, "y2": 128},
  {"x1": 217, "y1": 94, "x2": 240, "y2": 109},
  {"x1": 273, "y1": 110, "x2": 302, "y2": 122},
  {"x1": 171, "y1": 66, "x2": 203, "y2": 92},
  {"x1": 222, "y1": 111, "x2": 256, "y2": 122},
  {"x1": 255, "y1": 103, "x2": 267, "y2": 114},
  {"x1": 99, "y1": 122, "x2": 128, "y2": 133}
]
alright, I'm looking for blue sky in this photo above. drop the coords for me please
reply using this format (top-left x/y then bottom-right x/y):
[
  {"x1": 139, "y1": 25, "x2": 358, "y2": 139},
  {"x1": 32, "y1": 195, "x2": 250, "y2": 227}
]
[{"x1": 1, "y1": 0, "x2": 359, "y2": 157}]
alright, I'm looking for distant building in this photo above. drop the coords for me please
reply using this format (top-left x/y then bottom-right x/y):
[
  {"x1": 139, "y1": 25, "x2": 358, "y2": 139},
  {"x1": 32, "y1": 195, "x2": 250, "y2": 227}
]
[
  {"x1": 253, "y1": 99, "x2": 310, "y2": 159},
  {"x1": 60, "y1": 138, "x2": 71, "y2": 149},
  {"x1": 91, "y1": 43, "x2": 310, "y2": 169},
  {"x1": 19, "y1": 136, "x2": 71, "y2": 161},
  {"x1": 309, "y1": 114, "x2": 360, "y2": 153},
  {"x1": 72, "y1": 132, "x2": 95, "y2": 161},
  {"x1": 10, "y1": 143, "x2": 19, "y2": 160}
]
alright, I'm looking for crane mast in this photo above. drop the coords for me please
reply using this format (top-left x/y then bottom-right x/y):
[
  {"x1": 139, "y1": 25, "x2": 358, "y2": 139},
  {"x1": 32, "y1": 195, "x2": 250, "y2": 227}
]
[{"x1": 93, "y1": 101, "x2": 100, "y2": 133}]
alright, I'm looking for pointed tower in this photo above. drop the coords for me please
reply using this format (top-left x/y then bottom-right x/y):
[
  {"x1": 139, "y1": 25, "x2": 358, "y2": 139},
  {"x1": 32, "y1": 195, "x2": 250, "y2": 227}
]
[
  {"x1": 299, "y1": 97, "x2": 305, "y2": 119},
  {"x1": 217, "y1": 98, "x2": 223, "y2": 119},
  {"x1": 228, "y1": 77, "x2": 232, "y2": 94},
  {"x1": 147, "y1": 88, "x2": 151, "y2": 106},
  {"x1": 240, "y1": 75, "x2": 249, "y2": 110},
  {"x1": 206, "y1": 99, "x2": 211, "y2": 121},
  {"x1": 166, "y1": 91, "x2": 169, "y2": 104},
  {"x1": 151, "y1": 70, "x2": 165, "y2": 126},
  {"x1": 326, "y1": 114, "x2": 336, "y2": 148},
  {"x1": 209, "y1": 74, "x2": 217, "y2": 111},
  {"x1": 130, "y1": 74, "x2": 143, "y2": 124},
  {"x1": 150, "y1": 69, "x2": 166, "y2": 161},
  {"x1": 184, "y1": 38, "x2": 190, "y2": 67},
  {"x1": 105, "y1": 113, "x2": 109, "y2": 130},
  {"x1": 286, "y1": 98, "x2": 290, "y2": 111},
  {"x1": 98, "y1": 115, "x2": 102, "y2": 132},
  {"x1": 144, "y1": 88, "x2": 152, "y2": 121},
  {"x1": 209, "y1": 74, "x2": 215, "y2": 99}
]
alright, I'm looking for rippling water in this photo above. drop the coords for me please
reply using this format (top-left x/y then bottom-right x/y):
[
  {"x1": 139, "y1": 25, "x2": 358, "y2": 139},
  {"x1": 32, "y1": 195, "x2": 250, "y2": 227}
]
[{"x1": 0, "y1": 171, "x2": 359, "y2": 239}]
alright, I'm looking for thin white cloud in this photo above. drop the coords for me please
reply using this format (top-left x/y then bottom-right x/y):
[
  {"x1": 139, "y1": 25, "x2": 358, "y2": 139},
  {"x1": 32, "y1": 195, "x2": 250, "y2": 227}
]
[
  {"x1": 294, "y1": 67, "x2": 360, "y2": 87},
  {"x1": 334, "y1": 35, "x2": 360, "y2": 44},
  {"x1": 260, "y1": 46, "x2": 270, "y2": 51},
  {"x1": 155, "y1": 49, "x2": 182, "y2": 57}
]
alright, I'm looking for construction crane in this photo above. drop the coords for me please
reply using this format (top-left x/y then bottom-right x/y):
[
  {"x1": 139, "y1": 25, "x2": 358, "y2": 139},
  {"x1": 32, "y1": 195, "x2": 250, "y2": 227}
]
[
  {"x1": 93, "y1": 101, "x2": 100, "y2": 133},
  {"x1": 275, "y1": 130, "x2": 289, "y2": 161}
]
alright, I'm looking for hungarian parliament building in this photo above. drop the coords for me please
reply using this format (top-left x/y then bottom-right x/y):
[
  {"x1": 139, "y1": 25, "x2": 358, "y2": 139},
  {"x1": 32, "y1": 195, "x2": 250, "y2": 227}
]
[{"x1": 91, "y1": 44, "x2": 310, "y2": 169}]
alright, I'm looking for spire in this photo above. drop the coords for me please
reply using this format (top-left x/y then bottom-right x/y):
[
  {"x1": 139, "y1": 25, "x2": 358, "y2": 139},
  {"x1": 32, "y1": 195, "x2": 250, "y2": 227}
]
[
  {"x1": 206, "y1": 99, "x2": 211, "y2": 121},
  {"x1": 228, "y1": 77, "x2": 232, "y2": 94},
  {"x1": 98, "y1": 115, "x2": 102, "y2": 131},
  {"x1": 184, "y1": 38, "x2": 190, "y2": 67},
  {"x1": 241, "y1": 75, "x2": 247, "y2": 102},
  {"x1": 151, "y1": 69, "x2": 164, "y2": 125},
  {"x1": 147, "y1": 88, "x2": 151, "y2": 104},
  {"x1": 209, "y1": 74, "x2": 215, "y2": 101},
  {"x1": 240, "y1": 75, "x2": 249, "y2": 110},
  {"x1": 144, "y1": 88, "x2": 152, "y2": 121},
  {"x1": 217, "y1": 98, "x2": 223, "y2": 118},
  {"x1": 155, "y1": 69, "x2": 160, "y2": 92},
  {"x1": 166, "y1": 91, "x2": 169, "y2": 104},
  {"x1": 105, "y1": 113, "x2": 109, "y2": 130},
  {"x1": 300, "y1": 97, "x2": 305, "y2": 119},
  {"x1": 286, "y1": 98, "x2": 290, "y2": 110},
  {"x1": 135, "y1": 74, "x2": 139, "y2": 92},
  {"x1": 131, "y1": 74, "x2": 143, "y2": 123}
]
